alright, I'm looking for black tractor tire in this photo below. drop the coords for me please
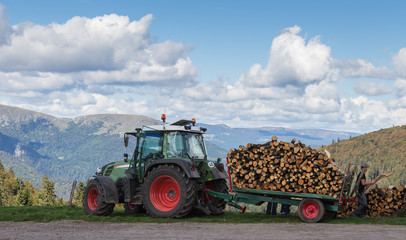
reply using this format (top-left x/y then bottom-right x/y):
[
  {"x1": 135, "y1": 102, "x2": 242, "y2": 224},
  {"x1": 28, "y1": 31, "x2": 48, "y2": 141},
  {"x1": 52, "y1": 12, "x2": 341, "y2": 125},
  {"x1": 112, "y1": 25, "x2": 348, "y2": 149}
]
[
  {"x1": 83, "y1": 179, "x2": 115, "y2": 216},
  {"x1": 298, "y1": 198, "x2": 325, "y2": 223},
  {"x1": 204, "y1": 179, "x2": 229, "y2": 215},
  {"x1": 124, "y1": 202, "x2": 143, "y2": 214},
  {"x1": 142, "y1": 164, "x2": 196, "y2": 218}
]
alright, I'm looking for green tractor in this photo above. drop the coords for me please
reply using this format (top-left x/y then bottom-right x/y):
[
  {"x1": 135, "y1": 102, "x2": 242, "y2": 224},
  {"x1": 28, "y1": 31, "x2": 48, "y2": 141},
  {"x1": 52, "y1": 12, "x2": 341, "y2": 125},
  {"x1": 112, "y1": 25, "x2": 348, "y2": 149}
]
[{"x1": 83, "y1": 115, "x2": 229, "y2": 218}]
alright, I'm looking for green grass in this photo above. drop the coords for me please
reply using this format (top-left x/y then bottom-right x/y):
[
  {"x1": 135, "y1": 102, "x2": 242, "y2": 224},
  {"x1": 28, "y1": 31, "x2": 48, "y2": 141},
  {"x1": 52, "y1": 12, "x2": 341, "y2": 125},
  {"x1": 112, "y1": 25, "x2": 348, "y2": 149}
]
[{"x1": 1, "y1": 206, "x2": 405, "y2": 224}]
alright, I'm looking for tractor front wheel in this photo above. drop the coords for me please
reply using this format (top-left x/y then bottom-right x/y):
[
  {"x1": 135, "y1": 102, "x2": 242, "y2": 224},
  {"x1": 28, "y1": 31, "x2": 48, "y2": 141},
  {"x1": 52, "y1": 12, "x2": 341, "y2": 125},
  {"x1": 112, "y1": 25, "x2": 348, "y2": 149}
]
[
  {"x1": 83, "y1": 179, "x2": 115, "y2": 216},
  {"x1": 142, "y1": 164, "x2": 196, "y2": 218}
]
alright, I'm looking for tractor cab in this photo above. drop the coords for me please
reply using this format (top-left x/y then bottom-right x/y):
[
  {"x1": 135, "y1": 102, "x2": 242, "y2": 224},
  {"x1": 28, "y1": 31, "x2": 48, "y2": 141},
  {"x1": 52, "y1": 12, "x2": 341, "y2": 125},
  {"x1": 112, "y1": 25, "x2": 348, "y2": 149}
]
[{"x1": 123, "y1": 116, "x2": 210, "y2": 181}]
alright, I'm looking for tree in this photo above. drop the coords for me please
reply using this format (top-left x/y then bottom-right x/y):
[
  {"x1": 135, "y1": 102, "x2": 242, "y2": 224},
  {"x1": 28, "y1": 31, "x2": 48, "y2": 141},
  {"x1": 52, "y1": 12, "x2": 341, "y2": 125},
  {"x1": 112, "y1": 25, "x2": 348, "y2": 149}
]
[
  {"x1": 36, "y1": 174, "x2": 56, "y2": 206},
  {"x1": 73, "y1": 181, "x2": 85, "y2": 206},
  {"x1": 15, "y1": 187, "x2": 32, "y2": 206},
  {"x1": 1, "y1": 168, "x2": 19, "y2": 206},
  {"x1": 56, "y1": 197, "x2": 65, "y2": 206}
]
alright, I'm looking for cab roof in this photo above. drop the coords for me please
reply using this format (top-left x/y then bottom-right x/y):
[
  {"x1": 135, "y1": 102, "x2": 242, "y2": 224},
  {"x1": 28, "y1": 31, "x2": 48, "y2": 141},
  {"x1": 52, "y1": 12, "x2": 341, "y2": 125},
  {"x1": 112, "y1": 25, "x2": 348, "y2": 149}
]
[{"x1": 144, "y1": 119, "x2": 207, "y2": 134}]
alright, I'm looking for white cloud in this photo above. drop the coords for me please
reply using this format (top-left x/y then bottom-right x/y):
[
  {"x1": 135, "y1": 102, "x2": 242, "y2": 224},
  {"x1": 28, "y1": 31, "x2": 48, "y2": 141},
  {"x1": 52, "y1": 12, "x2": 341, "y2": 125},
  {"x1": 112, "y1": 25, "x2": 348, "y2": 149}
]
[
  {"x1": 303, "y1": 82, "x2": 340, "y2": 113},
  {"x1": 0, "y1": 14, "x2": 153, "y2": 72},
  {"x1": 334, "y1": 59, "x2": 395, "y2": 79},
  {"x1": 0, "y1": 71, "x2": 74, "y2": 91},
  {"x1": 354, "y1": 80, "x2": 392, "y2": 96},
  {"x1": 393, "y1": 48, "x2": 406, "y2": 78},
  {"x1": 239, "y1": 26, "x2": 332, "y2": 88},
  {"x1": 394, "y1": 78, "x2": 406, "y2": 97},
  {"x1": 0, "y1": 11, "x2": 197, "y2": 90}
]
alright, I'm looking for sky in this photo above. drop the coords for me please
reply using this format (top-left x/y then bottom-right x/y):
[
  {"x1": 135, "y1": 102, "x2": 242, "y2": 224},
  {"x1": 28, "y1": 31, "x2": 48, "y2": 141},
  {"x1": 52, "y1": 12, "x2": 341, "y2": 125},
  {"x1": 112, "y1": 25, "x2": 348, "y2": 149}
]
[{"x1": 0, "y1": 0, "x2": 406, "y2": 133}]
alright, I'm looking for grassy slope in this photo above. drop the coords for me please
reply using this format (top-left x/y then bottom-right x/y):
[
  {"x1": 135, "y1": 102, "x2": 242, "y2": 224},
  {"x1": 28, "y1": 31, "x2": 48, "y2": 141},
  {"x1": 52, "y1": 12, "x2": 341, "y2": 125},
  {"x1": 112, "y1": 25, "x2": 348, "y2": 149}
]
[
  {"x1": 0, "y1": 206, "x2": 405, "y2": 225},
  {"x1": 319, "y1": 125, "x2": 406, "y2": 187}
]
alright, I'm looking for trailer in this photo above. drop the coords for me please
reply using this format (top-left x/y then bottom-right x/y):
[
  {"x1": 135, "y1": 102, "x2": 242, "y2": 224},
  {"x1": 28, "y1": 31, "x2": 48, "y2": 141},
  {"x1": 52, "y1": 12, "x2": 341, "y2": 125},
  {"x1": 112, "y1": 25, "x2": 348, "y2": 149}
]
[
  {"x1": 206, "y1": 187, "x2": 343, "y2": 223},
  {"x1": 204, "y1": 159, "x2": 357, "y2": 223}
]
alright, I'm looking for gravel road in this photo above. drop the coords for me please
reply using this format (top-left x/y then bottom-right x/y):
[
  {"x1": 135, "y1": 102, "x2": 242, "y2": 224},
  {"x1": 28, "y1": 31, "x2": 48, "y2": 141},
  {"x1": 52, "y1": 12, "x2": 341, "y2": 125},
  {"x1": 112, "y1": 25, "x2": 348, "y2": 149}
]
[{"x1": 1, "y1": 221, "x2": 406, "y2": 240}]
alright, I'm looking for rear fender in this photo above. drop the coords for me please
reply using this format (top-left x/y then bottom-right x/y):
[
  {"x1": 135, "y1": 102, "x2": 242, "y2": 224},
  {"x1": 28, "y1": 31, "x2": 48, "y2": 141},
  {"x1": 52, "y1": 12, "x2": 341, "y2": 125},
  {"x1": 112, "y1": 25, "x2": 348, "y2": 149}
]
[
  {"x1": 210, "y1": 168, "x2": 228, "y2": 180},
  {"x1": 94, "y1": 176, "x2": 119, "y2": 203},
  {"x1": 145, "y1": 159, "x2": 201, "y2": 179}
]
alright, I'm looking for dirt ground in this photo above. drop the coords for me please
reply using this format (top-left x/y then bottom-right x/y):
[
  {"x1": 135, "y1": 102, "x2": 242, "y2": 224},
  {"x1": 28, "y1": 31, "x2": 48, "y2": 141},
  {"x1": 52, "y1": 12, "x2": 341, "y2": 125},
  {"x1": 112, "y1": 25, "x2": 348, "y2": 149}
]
[{"x1": 1, "y1": 221, "x2": 406, "y2": 240}]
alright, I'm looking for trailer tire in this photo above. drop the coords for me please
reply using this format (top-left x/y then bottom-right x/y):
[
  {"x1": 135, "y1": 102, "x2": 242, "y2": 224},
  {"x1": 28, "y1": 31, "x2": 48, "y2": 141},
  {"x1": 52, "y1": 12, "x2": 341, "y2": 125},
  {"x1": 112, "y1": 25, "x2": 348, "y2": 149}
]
[
  {"x1": 83, "y1": 179, "x2": 115, "y2": 216},
  {"x1": 124, "y1": 202, "x2": 143, "y2": 214},
  {"x1": 298, "y1": 198, "x2": 325, "y2": 223},
  {"x1": 142, "y1": 164, "x2": 196, "y2": 218}
]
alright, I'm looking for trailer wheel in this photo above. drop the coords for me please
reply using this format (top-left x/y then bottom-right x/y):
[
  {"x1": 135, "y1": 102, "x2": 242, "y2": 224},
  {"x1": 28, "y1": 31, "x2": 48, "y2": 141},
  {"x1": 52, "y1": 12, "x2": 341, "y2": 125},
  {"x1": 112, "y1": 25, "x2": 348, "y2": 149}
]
[
  {"x1": 124, "y1": 202, "x2": 143, "y2": 214},
  {"x1": 83, "y1": 179, "x2": 115, "y2": 216},
  {"x1": 142, "y1": 164, "x2": 196, "y2": 218},
  {"x1": 298, "y1": 198, "x2": 325, "y2": 223},
  {"x1": 203, "y1": 179, "x2": 228, "y2": 215}
]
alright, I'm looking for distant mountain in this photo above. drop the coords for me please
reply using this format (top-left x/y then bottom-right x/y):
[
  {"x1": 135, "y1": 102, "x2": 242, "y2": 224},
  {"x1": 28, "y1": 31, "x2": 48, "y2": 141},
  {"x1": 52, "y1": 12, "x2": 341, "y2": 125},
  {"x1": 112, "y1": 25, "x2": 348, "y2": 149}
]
[
  {"x1": 200, "y1": 123, "x2": 358, "y2": 151},
  {"x1": 319, "y1": 125, "x2": 406, "y2": 187},
  {"x1": 0, "y1": 104, "x2": 358, "y2": 199},
  {"x1": 0, "y1": 104, "x2": 161, "y2": 199}
]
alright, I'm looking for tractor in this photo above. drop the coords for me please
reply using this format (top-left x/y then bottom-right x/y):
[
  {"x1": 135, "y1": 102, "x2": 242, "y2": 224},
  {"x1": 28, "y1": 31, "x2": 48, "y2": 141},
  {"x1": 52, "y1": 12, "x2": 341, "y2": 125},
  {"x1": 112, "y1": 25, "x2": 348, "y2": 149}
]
[{"x1": 83, "y1": 115, "x2": 229, "y2": 218}]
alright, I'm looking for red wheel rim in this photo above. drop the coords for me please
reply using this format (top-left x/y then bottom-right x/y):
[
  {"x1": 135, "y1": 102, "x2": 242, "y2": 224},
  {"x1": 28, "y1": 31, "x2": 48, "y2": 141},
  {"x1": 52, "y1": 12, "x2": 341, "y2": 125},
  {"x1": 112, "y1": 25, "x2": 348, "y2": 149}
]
[
  {"x1": 127, "y1": 202, "x2": 137, "y2": 210},
  {"x1": 150, "y1": 175, "x2": 180, "y2": 212},
  {"x1": 87, "y1": 188, "x2": 99, "y2": 210},
  {"x1": 302, "y1": 201, "x2": 319, "y2": 219}
]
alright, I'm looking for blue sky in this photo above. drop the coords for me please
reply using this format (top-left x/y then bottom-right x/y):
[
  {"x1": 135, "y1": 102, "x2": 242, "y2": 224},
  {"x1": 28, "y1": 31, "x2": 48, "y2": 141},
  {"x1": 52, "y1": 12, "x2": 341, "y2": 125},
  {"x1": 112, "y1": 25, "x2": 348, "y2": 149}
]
[{"x1": 1, "y1": 0, "x2": 406, "y2": 133}]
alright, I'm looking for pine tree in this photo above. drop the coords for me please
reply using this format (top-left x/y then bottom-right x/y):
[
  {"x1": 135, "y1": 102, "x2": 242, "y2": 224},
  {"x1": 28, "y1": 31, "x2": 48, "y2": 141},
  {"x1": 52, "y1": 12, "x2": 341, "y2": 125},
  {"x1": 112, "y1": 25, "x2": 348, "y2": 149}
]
[
  {"x1": 37, "y1": 174, "x2": 56, "y2": 206},
  {"x1": 15, "y1": 187, "x2": 32, "y2": 206},
  {"x1": 73, "y1": 181, "x2": 85, "y2": 206}
]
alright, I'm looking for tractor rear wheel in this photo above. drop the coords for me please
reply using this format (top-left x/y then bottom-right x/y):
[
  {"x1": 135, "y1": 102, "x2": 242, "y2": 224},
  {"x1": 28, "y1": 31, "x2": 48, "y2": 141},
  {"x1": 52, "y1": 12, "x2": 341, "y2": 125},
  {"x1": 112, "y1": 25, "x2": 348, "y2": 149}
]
[
  {"x1": 83, "y1": 179, "x2": 115, "y2": 216},
  {"x1": 142, "y1": 164, "x2": 196, "y2": 218},
  {"x1": 203, "y1": 179, "x2": 228, "y2": 215},
  {"x1": 124, "y1": 202, "x2": 143, "y2": 214},
  {"x1": 298, "y1": 198, "x2": 325, "y2": 223}
]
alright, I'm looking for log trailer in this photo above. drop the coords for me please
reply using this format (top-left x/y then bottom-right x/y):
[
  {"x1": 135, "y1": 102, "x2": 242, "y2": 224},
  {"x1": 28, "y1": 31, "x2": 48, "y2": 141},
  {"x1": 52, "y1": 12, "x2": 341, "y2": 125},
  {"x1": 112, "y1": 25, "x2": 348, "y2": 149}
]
[{"x1": 205, "y1": 156, "x2": 358, "y2": 223}]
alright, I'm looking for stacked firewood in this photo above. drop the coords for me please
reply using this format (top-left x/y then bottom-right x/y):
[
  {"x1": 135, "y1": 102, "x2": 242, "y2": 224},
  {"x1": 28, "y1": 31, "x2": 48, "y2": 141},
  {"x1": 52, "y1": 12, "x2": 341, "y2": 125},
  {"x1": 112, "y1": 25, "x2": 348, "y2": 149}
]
[
  {"x1": 341, "y1": 186, "x2": 405, "y2": 217},
  {"x1": 227, "y1": 136, "x2": 343, "y2": 198}
]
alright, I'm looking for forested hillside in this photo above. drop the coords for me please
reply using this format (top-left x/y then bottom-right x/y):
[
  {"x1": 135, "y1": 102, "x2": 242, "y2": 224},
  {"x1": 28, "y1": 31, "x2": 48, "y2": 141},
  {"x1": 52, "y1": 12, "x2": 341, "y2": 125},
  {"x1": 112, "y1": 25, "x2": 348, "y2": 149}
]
[{"x1": 319, "y1": 125, "x2": 406, "y2": 187}]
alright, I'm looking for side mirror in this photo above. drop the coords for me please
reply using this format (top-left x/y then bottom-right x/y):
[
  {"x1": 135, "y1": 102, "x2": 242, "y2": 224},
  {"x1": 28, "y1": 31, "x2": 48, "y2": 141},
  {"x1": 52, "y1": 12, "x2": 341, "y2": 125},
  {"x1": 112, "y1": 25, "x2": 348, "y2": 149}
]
[
  {"x1": 217, "y1": 158, "x2": 222, "y2": 163},
  {"x1": 124, "y1": 153, "x2": 128, "y2": 162},
  {"x1": 124, "y1": 135, "x2": 129, "y2": 147}
]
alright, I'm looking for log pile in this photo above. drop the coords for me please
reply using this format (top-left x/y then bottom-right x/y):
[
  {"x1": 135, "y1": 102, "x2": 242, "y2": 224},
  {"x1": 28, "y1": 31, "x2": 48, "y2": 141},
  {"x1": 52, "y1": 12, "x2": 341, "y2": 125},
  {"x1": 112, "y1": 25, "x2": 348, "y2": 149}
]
[
  {"x1": 227, "y1": 136, "x2": 343, "y2": 198},
  {"x1": 340, "y1": 186, "x2": 406, "y2": 217}
]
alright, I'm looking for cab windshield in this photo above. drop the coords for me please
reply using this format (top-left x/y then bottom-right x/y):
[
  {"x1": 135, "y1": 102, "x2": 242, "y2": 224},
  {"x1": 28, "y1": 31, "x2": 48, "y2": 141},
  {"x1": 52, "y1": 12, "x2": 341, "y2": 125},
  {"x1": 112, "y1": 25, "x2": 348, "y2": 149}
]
[{"x1": 166, "y1": 132, "x2": 206, "y2": 159}]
